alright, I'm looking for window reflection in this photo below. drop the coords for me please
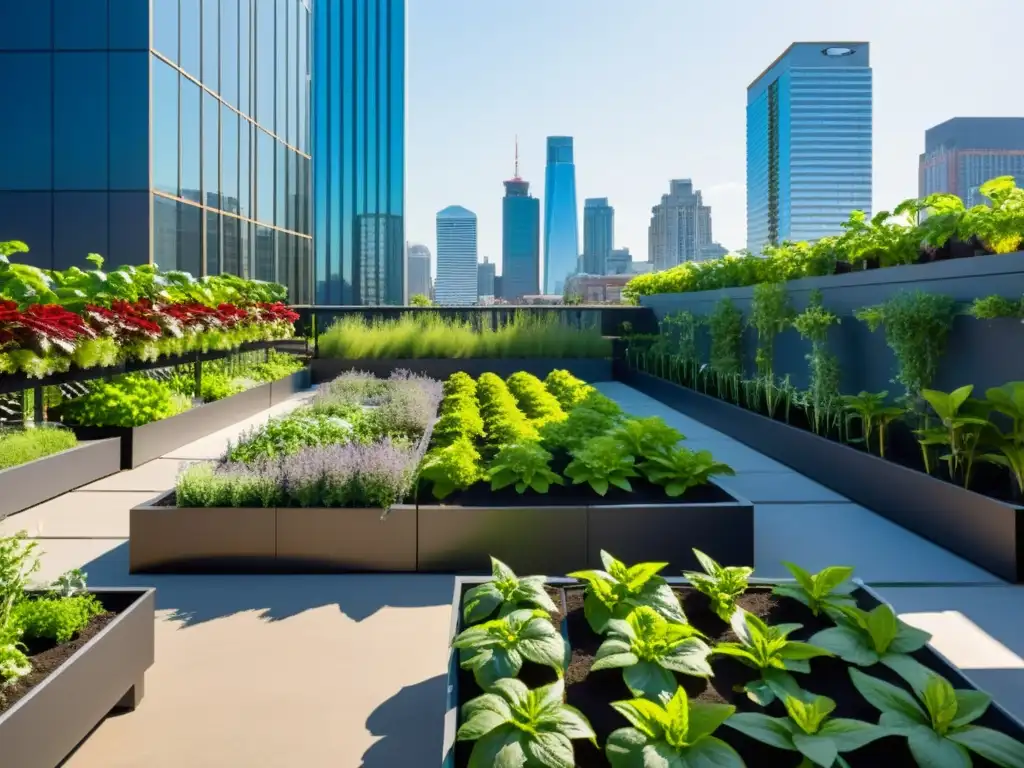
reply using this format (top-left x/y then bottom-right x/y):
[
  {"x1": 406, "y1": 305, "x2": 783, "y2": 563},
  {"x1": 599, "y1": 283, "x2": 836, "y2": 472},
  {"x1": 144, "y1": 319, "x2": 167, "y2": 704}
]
[
  {"x1": 202, "y1": 0, "x2": 219, "y2": 91},
  {"x1": 287, "y1": 0, "x2": 298, "y2": 146},
  {"x1": 276, "y1": 0, "x2": 287, "y2": 139},
  {"x1": 153, "y1": 196, "x2": 202, "y2": 275},
  {"x1": 180, "y1": 77, "x2": 201, "y2": 202},
  {"x1": 221, "y1": 214, "x2": 240, "y2": 275},
  {"x1": 0, "y1": 6, "x2": 52, "y2": 51},
  {"x1": 179, "y1": 0, "x2": 200, "y2": 77},
  {"x1": 206, "y1": 210, "x2": 220, "y2": 275},
  {"x1": 220, "y1": 0, "x2": 238, "y2": 106},
  {"x1": 151, "y1": 58, "x2": 179, "y2": 196},
  {"x1": 256, "y1": 129, "x2": 274, "y2": 223},
  {"x1": 203, "y1": 91, "x2": 220, "y2": 208},
  {"x1": 239, "y1": 120, "x2": 251, "y2": 218},
  {"x1": 254, "y1": 224, "x2": 275, "y2": 281},
  {"x1": 221, "y1": 106, "x2": 239, "y2": 213},
  {"x1": 255, "y1": 0, "x2": 274, "y2": 129},
  {"x1": 239, "y1": 218, "x2": 250, "y2": 277},
  {"x1": 276, "y1": 140, "x2": 286, "y2": 228},
  {"x1": 238, "y1": 0, "x2": 250, "y2": 114}
]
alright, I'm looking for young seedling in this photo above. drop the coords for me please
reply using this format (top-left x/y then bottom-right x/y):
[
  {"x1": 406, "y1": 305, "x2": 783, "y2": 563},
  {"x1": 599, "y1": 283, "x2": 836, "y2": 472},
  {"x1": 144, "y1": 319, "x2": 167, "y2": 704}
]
[
  {"x1": 773, "y1": 562, "x2": 857, "y2": 619},
  {"x1": 712, "y1": 608, "x2": 833, "y2": 705},
  {"x1": 462, "y1": 557, "x2": 558, "y2": 625},
  {"x1": 851, "y1": 668, "x2": 1024, "y2": 768},
  {"x1": 49, "y1": 568, "x2": 88, "y2": 598},
  {"x1": 591, "y1": 606, "x2": 712, "y2": 702},
  {"x1": 727, "y1": 688, "x2": 885, "y2": 767},
  {"x1": 569, "y1": 550, "x2": 685, "y2": 634},
  {"x1": 457, "y1": 678, "x2": 596, "y2": 768},
  {"x1": 638, "y1": 446, "x2": 736, "y2": 497},
  {"x1": 486, "y1": 442, "x2": 564, "y2": 494},
  {"x1": 453, "y1": 608, "x2": 568, "y2": 689},
  {"x1": 683, "y1": 548, "x2": 753, "y2": 623},
  {"x1": 605, "y1": 686, "x2": 743, "y2": 767},
  {"x1": 842, "y1": 390, "x2": 905, "y2": 457}
]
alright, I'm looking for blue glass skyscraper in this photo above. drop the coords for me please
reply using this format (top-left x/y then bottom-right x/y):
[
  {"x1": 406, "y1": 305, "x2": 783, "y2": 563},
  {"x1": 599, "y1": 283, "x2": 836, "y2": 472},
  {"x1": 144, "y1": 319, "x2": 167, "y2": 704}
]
[
  {"x1": 502, "y1": 164, "x2": 540, "y2": 301},
  {"x1": 314, "y1": 0, "x2": 405, "y2": 305},
  {"x1": 746, "y1": 43, "x2": 872, "y2": 253},
  {"x1": 543, "y1": 136, "x2": 579, "y2": 295}
]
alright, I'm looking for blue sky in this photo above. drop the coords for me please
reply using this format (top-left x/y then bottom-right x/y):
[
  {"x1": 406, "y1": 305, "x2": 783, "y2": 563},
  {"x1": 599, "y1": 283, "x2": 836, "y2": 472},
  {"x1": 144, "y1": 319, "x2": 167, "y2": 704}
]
[{"x1": 407, "y1": 0, "x2": 1024, "y2": 274}]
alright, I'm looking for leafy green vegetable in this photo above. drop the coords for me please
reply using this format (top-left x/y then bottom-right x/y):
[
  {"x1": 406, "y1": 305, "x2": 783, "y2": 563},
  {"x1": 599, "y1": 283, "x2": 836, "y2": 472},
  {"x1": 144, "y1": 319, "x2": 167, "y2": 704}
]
[
  {"x1": 605, "y1": 686, "x2": 742, "y2": 767},
  {"x1": 0, "y1": 426, "x2": 78, "y2": 471},
  {"x1": 727, "y1": 688, "x2": 885, "y2": 767},
  {"x1": 462, "y1": 557, "x2": 558, "y2": 625},
  {"x1": 453, "y1": 608, "x2": 568, "y2": 689},
  {"x1": 539, "y1": 406, "x2": 619, "y2": 454},
  {"x1": 638, "y1": 446, "x2": 735, "y2": 497},
  {"x1": 591, "y1": 606, "x2": 712, "y2": 701},
  {"x1": 58, "y1": 374, "x2": 190, "y2": 428},
  {"x1": 543, "y1": 369, "x2": 595, "y2": 410},
  {"x1": 683, "y1": 549, "x2": 753, "y2": 623},
  {"x1": 12, "y1": 593, "x2": 104, "y2": 644},
  {"x1": 851, "y1": 668, "x2": 1024, "y2": 768},
  {"x1": 809, "y1": 603, "x2": 932, "y2": 673},
  {"x1": 568, "y1": 550, "x2": 685, "y2": 634},
  {"x1": 712, "y1": 609, "x2": 832, "y2": 705},
  {"x1": 607, "y1": 417, "x2": 684, "y2": 458},
  {"x1": 773, "y1": 562, "x2": 857, "y2": 618},
  {"x1": 456, "y1": 678, "x2": 596, "y2": 768},
  {"x1": 507, "y1": 372, "x2": 566, "y2": 427},
  {"x1": 418, "y1": 437, "x2": 483, "y2": 499},
  {"x1": 564, "y1": 436, "x2": 639, "y2": 496},
  {"x1": 487, "y1": 442, "x2": 564, "y2": 494}
]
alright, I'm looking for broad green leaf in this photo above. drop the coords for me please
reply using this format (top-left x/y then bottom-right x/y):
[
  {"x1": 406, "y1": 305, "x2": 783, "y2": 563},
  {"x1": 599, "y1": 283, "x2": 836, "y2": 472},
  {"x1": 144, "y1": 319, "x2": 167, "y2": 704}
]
[
  {"x1": 709, "y1": 644, "x2": 758, "y2": 666},
  {"x1": 923, "y1": 675, "x2": 959, "y2": 735},
  {"x1": 744, "y1": 678, "x2": 778, "y2": 706},
  {"x1": 782, "y1": 561, "x2": 815, "y2": 594},
  {"x1": 605, "y1": 727, "x2": 651, "y2": 767},
  {"x1": 636, "y1": 580, "x2": 688, "y2": 625},
  {"x1": 458, "y1": 707, "x2": 509, "y2": 741},
  {"x1": 686, "y1": 702, "x2": 736, "y2": 744},
  {"x1": 784, "y1": 694, "x2": 835, "y2": 735},
  {"x1": 660, "y1": 639, "x2": 713, "y2": 677},
  {"x1": 600, "y1": 550, "x2": 623, "y2": 573},
  {"x1": 849, "y1": 668, "x2": 928, "y2": 723},
  {"x1": 518, "y1": 632, "x2": 568, "y2": 673},
  {"x1": 819, "y1": 718, "x2": 886, "y2": 752},
  {"x1": 664, "y1": 686, "x2": 689, "y2": 744},
  {"x1": 489, "y1": 677, "x2": 531, "y2": 712},
  {"x1": 773, "y1": 583, "x2": 811, "y2": 609},
  {"x1": 583, "y1": 589, "x2": 613, "y2": 634},
  {"x1": 864, "y1": 605, "x2": 900, "y2": 654},
  {"x1": 809, "y1": 625, "x2": 879, "y2": 666},
  {"x1": 512, "y1": 579, "x2": 559, "y2": 615},
  {"x1": 531, "y1": 679, "x2": 566, "y2": 715},
  {"x1": 625, "y1": 561, "x2": 668, "y2": 590},
  {"x1": 948, "y1": 725, "x2": 1024, "y2": 768},
  {"x1": 773, "y1": 623, "x2": 805, "y2": 640},
  {"x1": 793, "y1": 732, "x2": 839, "y2": 767},
  {"x1": 610, "y1": 699, "x2": 669, "y2": 738},
  {"x1": 880, "y1": 654, "x2": 934, "y2": 694},
  {"x1": 881, "y1": 710, "x2": 932, "y2": 735},
  {"x1": 887, "y1": 622, "x2": 932, "y2": 655},
  {"x1": 680, "y1": 735, "x2": 746, "y2": 767},
  {"x1": 763, "y1": 669, "x2": 803, "y2": 701},
  {"x1": 624, "y1": 660, "x2": 676, "y2": 702},
  {"x1": 908, "y1": 726, "x2": 972, "y2": 768},
  {"x1": 950, "y1": 690, "x2": 991, "y2": 729},
  {"x1": 779, "y1": 641, "x2": 833, "y2": 662},
  {"x1": 590, "y1": 477, "x2": 610, "y2": 495},
  {"x1": 461, "y1": 693, "x2": 512, "y2": 729},
  {"x1": 606, "y1": 618, "x2": 636, "y2": 640},
  {"x1": 540, "y1": 704, "x2": 597, "y2": 744},
  {"x1": 692, "y1": 549, "x2": 721, "y2": 577},
  {"x1": 524, "y1": 731, "x2": 575, "y2": 768},
  {"x1": 591, "y1": 638, "x2": 639, "y2": 672},
  {"x1": 726, "y1": 712, "x2": 796, "y2": 750},
  {"x1": 491, "y1": 557, "x2": 517, "y2": 583},
  {"x1": 812, "y1": 566, "x2": 855, "y2": 598},
  {"x1": 466, "y1": 724, "x2": 525, "y2": 768},
  {"x1": 463, "y1": 582, "x2": 504, "y2": 624},
  {"x1": 729, "y1": 608, "x2": 754, "y2": 646},
  {"x1": 464, "y1": 647, "x2": 521, "y2": 689}
]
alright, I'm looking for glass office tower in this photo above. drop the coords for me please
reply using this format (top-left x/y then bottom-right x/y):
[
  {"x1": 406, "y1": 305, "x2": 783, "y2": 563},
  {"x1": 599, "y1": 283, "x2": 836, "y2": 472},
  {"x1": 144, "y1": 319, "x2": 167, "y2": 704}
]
[
  {"x1": 582, "y1": 197, "x2": 614, "y2": 275},
  {"x1": 502, "y1": 175, "x2": 540, "y2": 301},
  {"x1": 543, "y1": 136, "x2": 579, "y2": 295},
  {"x1": 314, "y1": 0, "x2": 405, "y2": 305},
  {"x1": 920, "y1": 118, "x2": 1024, "y2": 203},
  {"x1": 746, "y1": 43, "x2": 872, "y2": 254},
  {"x1": 0, "y1": 0, "x2": 312, "y2": 303}
]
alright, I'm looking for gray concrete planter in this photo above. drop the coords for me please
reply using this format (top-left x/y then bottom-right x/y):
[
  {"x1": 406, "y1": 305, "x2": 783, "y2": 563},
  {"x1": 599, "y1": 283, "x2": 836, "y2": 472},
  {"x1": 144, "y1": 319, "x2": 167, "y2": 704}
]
[
  {"x1": 0, "y1": 438, "x2": 120, "y2": 521},
  {"x1": 0, "y1": 588, "x2": 156, "y2": 768},
  {"x1": 269, "y1": 367, "x2": 311, "y2": 405},
  {"x1": 311, "y1": 357, "x2": 613, "y2": 384},
  {"x1": 620, "y1": 367, "x2": 1024, "y2": 582},
  {"x1": 275, "y1": 504, "x2": 417, "y2": 572}
]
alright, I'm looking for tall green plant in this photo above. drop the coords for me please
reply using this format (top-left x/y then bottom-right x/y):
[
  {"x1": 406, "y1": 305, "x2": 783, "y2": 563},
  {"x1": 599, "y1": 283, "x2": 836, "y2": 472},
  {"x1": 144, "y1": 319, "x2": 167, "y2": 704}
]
[
  {"x1": 793, "y1": 290, "x2": 841, "y2": 435},
  {"x1": 707, "y1": 298, "x2": 743, "y2": 402},
  {"x1": 659, "y1": 311, "x2": 703, "y2": 387},
  {"x1": 749, "y1": 283, "x2": 794, "y2": 418}
]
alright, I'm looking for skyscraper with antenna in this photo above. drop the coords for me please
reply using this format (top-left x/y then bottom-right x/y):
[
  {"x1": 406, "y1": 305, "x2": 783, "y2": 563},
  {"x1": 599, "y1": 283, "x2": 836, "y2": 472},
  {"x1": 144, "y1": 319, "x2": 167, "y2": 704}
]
[{"x1": 501, "y1": 137, "x2": 540, "y2": 300}]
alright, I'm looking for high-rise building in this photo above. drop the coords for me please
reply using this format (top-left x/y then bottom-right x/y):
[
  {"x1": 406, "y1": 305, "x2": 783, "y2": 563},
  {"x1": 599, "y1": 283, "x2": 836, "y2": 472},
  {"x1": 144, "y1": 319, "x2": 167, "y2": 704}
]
[
  {"x1": 407, "y1": 243, "x2": 432, "y2": 299},
  {"x1": 0, "y1": 0, "x2": 312, "y2": 302},
  {"x1": 314, "y1": 0, "x2": 405, "y2": 305},
  {"x1": 606, "y1": 247, "x2": 631, "y2": 275},
  {"x1": 582, "y1": 198, "x2": 614, "y2": 275},
  {"x1": 543, "y1": 136, "x2": 580, "y2": 294},
  {"x1": 746, "y1": 42, "x2": 872, "y2": 253},
  {"x1": 920, "y1": 118, "x2": 1024, "y2": 204},
  {"x1": 478, "y1": 257, "x2": 496, "y2": 300},
  {"x1": 502, "y1": 143, "x2": 540, "y2": 301},
  {"x1": 648, "y1": 180, "x2": 721, "y2": 270},
  {"x1": 435, "y1": 206, "x2": 477, "y2": 306}
]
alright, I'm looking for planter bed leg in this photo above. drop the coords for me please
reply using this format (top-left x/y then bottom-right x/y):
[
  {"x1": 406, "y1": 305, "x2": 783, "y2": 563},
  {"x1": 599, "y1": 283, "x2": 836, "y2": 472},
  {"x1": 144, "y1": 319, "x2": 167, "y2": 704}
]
[
  {"x1": 194, "y1": 359, "x2": 202, "y2": 402},
  {"x1": 114, "y1": 677, "x2": 146, "y2": 712},
  {"x1": 33, "y1": 384, "x2": 43, "y2": 424}
]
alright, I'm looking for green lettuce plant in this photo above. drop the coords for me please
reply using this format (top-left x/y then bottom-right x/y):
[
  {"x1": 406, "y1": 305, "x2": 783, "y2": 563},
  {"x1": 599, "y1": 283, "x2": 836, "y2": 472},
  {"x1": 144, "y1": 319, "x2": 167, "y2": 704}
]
[
  {"x1": 564, "y1": 436, "x2": 639, "y2": 496},
  {"x1": 487, "y1": 442, "x2": 563, "y2": 494},
  {"x1": 568, "y1": 550, "x2": 685, "y2": 634},
  {"x1": 773, "y1": 562, "x2": 857, "y2": 618},
  {"x1": 712, "y1": 609, "x2": 833, "y2": 705},
  {"x1": 462, "y1": 557, "x2": 558, "y2": 625},
  {"x1": 809, "y1": 603, "x2": 932, "y2": 676},
  {"x1": 607, "y1": 417, "x2": 684, "y2": 458},
  {"x1": 727, "y1": 688, "x2": 885, "y2": 767},
  {"x1": 851, "y1": 668, "x2": 1024, "y2": 768},
  {"x1": 605, "y1": 686, "x2": 742, "y2": 768},
  {"x1": 418, "y1": 437, "x2": 483, "y2": 499},
  {"x1": 59, "y1": 375, "x2": 190, "y2": 428},
  {"x1": 542, "y1": 369, "x2": 595, "y2": 410},
  {"x1": 453, "y1": 608, "x2": 568, "y2": 689},
  {"x1": 539, "y1": 406, "x2": 619, "y2": 454},
  {"x1": 506, "y1": 372, "x2": 566, "y2": 426},
  {"x1": 638, "y1": 446, "x2": 735, "y2": 497},
  {"x1": 456, "y1": 678, "x2": 596, "y2": 768},
  {"x1": 683, "y1": 549, "x2": 753, "y2": 623},
  {"x1": 591, "y1": 606, "x2": 712, "y2": 701}
]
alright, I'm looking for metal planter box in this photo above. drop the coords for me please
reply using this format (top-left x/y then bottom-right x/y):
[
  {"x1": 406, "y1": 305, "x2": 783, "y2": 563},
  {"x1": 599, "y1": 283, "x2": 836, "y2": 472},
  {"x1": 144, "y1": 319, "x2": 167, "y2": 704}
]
[
  {"x1": 311, "y1": 357, "x2": 613, "y2": 384},
  {"x1": 0, "y1": 438, "x2": 121, "y2": 521},
  {"x1": 0, "y1": 588, "x2": 156, "y2": 768},
  {"x1": 619, "y1": 367, "x2": 1024, "y2": 582},
  {"x1": 275, "y1": 505, "x2": 417, "y2": 572},
  {"x1": 269, "y1": 367, "x2": 311, "y2": 405}
]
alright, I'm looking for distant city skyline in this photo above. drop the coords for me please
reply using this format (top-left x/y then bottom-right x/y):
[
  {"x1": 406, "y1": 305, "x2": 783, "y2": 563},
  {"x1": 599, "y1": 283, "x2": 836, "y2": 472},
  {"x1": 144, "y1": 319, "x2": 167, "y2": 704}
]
[
  {"x1": 434, "y1": 205, "x2": 478, "y2": 306},
  {"x1": 920, "y1": 117, "x2": 1024, "y2": 204}
]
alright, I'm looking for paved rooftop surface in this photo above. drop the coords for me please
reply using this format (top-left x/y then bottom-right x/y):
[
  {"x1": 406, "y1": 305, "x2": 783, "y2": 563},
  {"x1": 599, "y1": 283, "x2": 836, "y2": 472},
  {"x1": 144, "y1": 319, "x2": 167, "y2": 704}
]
[{"x1": 1, "y1": 381, "x2": 1017, "y2": 767}]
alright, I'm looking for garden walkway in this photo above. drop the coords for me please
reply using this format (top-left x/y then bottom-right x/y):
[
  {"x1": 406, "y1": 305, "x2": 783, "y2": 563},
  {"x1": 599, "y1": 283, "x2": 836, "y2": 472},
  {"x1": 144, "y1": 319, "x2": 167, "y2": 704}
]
[{"x1": 0, "y1": 381, "x2": 1019, "y2": 767}]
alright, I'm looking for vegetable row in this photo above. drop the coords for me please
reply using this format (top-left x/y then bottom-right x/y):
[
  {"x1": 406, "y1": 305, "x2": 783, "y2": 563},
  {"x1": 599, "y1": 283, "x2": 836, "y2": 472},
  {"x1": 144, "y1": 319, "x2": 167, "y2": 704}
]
[{"x1": 453, "y1": 552, "x2": 1024, "y2": 767}]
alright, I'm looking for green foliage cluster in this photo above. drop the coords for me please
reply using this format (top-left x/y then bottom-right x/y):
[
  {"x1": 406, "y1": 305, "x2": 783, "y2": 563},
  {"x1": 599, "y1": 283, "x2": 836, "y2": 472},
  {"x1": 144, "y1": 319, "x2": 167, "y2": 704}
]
[
  {"x1": 476, "y1": 372, "x2": 540, "y2": 447},
  {"x1": 0, "y1": 426, "x2": 77, "y2": 471},
  {"x1": 623, "y1": 176, "x2": 1024, "y2": 302},
  {"x1": 543, "y1": 368, "x2": 596, "y2": 410},
  {"x1": 227, "y1": 413, "x2": 355, "y2": 463},
  {"x1": 58, "y1": 374, "x2": 191, "y2": 428},
  {"x1": 506, "y1": 372, "x2": 566, "y2": 427},
  {"x1": 165, "y1": 350, "x2": 305, "y2": 403},
  {"x1": 317, "y1": 312, "x2": 611, "y2": 360}
]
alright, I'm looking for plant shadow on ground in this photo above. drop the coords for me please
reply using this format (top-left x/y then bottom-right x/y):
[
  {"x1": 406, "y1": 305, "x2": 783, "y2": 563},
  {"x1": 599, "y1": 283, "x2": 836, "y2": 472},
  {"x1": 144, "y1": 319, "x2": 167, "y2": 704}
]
[
  {"x1": 74, "y1": 541, "x2": 456, "y2": 625},
  {"x1": 360, "y1": 674, "x2": 447, "y2": 767}
]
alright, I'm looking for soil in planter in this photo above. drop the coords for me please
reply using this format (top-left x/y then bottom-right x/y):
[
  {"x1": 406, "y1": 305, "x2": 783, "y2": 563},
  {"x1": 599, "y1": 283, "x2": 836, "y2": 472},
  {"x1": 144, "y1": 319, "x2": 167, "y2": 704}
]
[{"x1": 0, "y1": 611, "x2": 114, "y2": 716}]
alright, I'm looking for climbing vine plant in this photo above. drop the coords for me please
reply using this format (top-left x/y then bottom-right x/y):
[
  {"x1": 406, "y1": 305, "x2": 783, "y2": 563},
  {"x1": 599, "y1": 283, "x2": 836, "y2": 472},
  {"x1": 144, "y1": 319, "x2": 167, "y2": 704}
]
[{"x1": 793, "y1": 289, "x2": 842, "y2": 435}]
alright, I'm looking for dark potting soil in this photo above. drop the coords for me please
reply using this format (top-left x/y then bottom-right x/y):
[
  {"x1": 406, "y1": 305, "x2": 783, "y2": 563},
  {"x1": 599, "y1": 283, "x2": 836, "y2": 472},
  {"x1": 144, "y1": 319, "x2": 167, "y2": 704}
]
[{"x1": 0, "y1": 611, "x2": 115, "y2": 716}]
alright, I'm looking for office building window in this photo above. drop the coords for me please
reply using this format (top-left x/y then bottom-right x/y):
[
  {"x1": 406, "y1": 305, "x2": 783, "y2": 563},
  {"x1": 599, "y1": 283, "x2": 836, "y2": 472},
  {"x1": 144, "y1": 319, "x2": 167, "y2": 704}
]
[
  {"x1": 206, "y1": 209, "x2": 220, "y2": 274},
  {"x1": 152, "y1": 58, "x2": 179, "y2": 197},
  {"x1": 179, "y1": 0, "x2": 200, "y2": 77},
  {"x1": 202, "y1": 0, "x2": 219, "y2": 91},
  {"x1": 53, "y1": 0, "x2": 108, "y2": 51}
]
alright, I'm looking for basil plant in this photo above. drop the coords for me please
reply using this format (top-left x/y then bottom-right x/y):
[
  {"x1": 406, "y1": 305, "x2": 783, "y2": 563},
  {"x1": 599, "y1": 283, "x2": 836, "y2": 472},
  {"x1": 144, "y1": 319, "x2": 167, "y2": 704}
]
[
  {"x1": 462, "y1": 556, "x2": 558, "y2": 626},
  {"x1": 453, "y1": 608, "x2": 568, "y2": 689}
]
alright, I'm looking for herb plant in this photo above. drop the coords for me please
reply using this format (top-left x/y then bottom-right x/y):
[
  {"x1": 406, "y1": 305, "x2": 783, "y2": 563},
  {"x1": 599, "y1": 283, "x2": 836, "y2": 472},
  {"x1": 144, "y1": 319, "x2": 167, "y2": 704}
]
[
  {"x1": 453, "y1": 608, "x2": 568, "y2": 689},
  {"x1": 591, "y1": 606, "x2": 712, "y2": 701},
  {"x1": 456, "y1": 678, "x2": 596, "y2": 768},
  {"x1": 638, "y1": 446, "x2": 735, "y2": 497},
  {"x1": 605, "y1": 686, "x2": 743, "y2": 768},
  {"x1": 794, "y1": 290, "x2": 842, "y2": 435},
  {"x1": 419, "y1": 437, "x2": 483, "y2": 499},
  {"x1": 543, "y1": 369, "x2": 596, "y2": 410},
  {"x1": 487, "y1": 442, "x2": 563, "y2": 494},
  {"x1": 683, "y1": 549, "x2": 753, "y2": 623},
  {"x1": 539, "y1": 406, "x2": 618, "y2": 454},
  {"x1": 607, "y1": 417, "x2": 684, "y2": 458},
  {"x1": 462, "y1": 557, "x2": 558, "y2": 625},
  {"x1": 506, "y1": 372, "x2": 566, "y2": 426},
  {"x1": 0, "y1": 426, "x2": 77, "y2": 471},
  {"x1": 13, "y1": 593, "x2": 104, "y2": 644},
  {"x1": 727, "y1": 689, "x2": 885, "y2": 767},
  {"x1": 749, "y1": 283, "x2": 794, "y2": 410},
  {"x1": 59, "y1": 375, "x2": 190, "y2": 428},
  {"x1": 568, "y1": 550, "x2": 685, "y2": 634},
  {"x1": 708, "y1": 298, "x2": 744, "y2": 402},
  {"x1": 842, "y1": 391, "x2": 905, "y2": 458},
  {"x1": 712, "y1": 609, "x2": 833, "y2": 705},
  {"x1": 851, "y1": 668, "x2": 1024, "y2": 768},
  {"x1": 916, "y1": 385, "x2": 993, "y2": 486},
  {"x1": 809, "y1": 603, "x2": 932, "y2": 672},
  {"x1": 564, "y1": 436, "x2": 639, "y2": 496},
  {"x1": 773, "y1": 562, "x2": 857, "y2": 618}
]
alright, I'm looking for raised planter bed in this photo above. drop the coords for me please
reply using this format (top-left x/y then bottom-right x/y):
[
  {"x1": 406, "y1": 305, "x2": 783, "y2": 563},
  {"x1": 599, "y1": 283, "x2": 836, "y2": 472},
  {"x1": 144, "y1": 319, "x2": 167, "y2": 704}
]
[
  {"x1": 618, "y1": 365, "x2": 1024, "y2": 582},
  {"x1": 0, "y1": 588, "x2": 156, "y2": 768},
  {"x1": 311, "y1": 357, "x2": 613, "y2": 384},
  {"x1": 0, "y1": 438, "x2": 121, "y2": 521},
  {"x1": 442, "y1": 576, "x2": 1024, "y2": 768},
  {"x1": 269, "y1": 366, "x2": 311, "y2": 405}
]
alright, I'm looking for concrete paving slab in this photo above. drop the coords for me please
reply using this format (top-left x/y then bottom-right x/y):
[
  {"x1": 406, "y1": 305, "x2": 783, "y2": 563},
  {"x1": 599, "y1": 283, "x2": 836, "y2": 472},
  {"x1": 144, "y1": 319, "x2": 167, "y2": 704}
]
[
  {"x1": 0, "y1": 491, "x2": 150, "y2": 539},
  {"x1": 715, "y1": 471, "x2": 847, "y2": 503},
  {"x1": 29, "y1": 537, "x2": 127, "y2": 585},
  {"x1": 754, "y1": 502, "x2": 1003, "y2": 584},
  {"x1": 876, "y1": 585, "x2": 1024, "y2": 723},
  {"x1": 79, "y1": 458, "x2": 191, "y2": 492},
  {"x1": 594, "y1": 381, "x2": 735, "y2": 440}
]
